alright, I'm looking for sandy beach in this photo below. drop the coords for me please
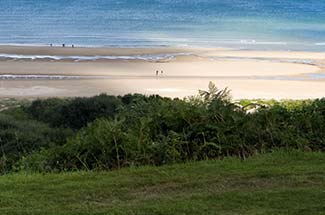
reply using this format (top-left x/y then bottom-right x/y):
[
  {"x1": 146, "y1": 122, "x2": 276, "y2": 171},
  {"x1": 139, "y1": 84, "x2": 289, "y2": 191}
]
[{"x1": 0, "y1": 45, "x2": 324, "y2": 100}]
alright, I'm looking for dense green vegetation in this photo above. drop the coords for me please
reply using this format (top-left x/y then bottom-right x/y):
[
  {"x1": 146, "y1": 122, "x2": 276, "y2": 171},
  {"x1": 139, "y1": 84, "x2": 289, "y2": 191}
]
[
  {"x1": 0, "y1": 82, "x2": 324, "y2": 173},
  {"x1": 1, "y1": 151, "x2": 325, "y2": 214}
]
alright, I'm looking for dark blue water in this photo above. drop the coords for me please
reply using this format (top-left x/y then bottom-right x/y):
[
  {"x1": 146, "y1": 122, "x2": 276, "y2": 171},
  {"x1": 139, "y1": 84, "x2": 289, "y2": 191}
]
[{"x1": 1, "y1": 0, "x2": 325, "y2": 50}]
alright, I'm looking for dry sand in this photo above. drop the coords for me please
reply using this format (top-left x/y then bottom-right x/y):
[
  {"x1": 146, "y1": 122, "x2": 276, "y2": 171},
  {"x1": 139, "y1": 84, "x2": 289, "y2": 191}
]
[{"x1": 0, "y1": 45, "x2": 324, "y2": 100}]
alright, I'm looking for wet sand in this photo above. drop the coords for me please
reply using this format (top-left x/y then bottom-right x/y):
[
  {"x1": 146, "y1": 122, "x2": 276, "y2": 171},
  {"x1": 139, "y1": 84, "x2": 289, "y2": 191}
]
[{"x1": 0, "y1": 45, "x2": 324, "y2": 99}]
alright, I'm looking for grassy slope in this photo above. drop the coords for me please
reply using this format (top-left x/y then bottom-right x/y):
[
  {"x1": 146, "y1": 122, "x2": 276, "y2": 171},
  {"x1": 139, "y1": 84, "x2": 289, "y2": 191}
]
[{"x1": 0, "y1": 151, "x2": 325, "y2": 215}]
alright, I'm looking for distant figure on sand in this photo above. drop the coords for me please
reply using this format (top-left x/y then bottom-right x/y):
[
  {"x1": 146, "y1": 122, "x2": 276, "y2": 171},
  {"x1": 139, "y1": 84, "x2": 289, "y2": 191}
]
[
  {"x1": 62, "y1": 44, "x2": 65, "y2": 47},
  {"x1": 72, "y1": 44, "x2": 74, "y2": 48},
  {"x1": 50, "y1": 43, "x2": 53, "y2": 47},
  {"x1": 156, "y1": 70, "x2": 159, "y2": 76}
]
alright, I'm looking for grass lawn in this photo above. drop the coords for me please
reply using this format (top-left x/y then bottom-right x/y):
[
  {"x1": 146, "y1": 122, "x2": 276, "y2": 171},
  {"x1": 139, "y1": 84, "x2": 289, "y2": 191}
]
[{"x1": 0, "y1": 151, "x2": 325, "y2": 215}]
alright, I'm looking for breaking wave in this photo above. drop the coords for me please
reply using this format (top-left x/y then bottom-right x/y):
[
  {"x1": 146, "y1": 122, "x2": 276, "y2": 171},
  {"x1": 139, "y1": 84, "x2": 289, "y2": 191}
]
[{"x1": 0, "y1": 53, "x2": 192, "y2": 62}]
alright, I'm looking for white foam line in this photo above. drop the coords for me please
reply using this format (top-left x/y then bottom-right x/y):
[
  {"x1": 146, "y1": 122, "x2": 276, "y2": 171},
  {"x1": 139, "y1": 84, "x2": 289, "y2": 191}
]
[
  {"x1": 209, "y1": 56, "x2": 317, "y2": 66},
  {"x1": 239, "y1": 40, "x2": 288, "y2": 45},
  {"x1": 0, "y1": 75, "x2": 85, "y2": 79},
  {"x1": 0, "y1": 53, "x2": 193, "y2": 62}
]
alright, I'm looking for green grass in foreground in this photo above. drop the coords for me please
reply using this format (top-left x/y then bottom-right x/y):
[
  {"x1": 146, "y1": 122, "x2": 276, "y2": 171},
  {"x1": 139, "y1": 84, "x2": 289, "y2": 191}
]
[{"x1": 0, "y1": 151, "x2": 325, "y2": 215}]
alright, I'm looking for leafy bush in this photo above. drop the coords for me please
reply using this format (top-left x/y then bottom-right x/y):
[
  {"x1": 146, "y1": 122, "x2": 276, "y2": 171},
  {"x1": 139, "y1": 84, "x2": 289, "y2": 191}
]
[
  {"x1": 0, "y1": 113, "x2": 72, "y2": 173},
  {"x1": 26, "y1": 94, "x2": 121, "y2": 129},
  {"x1": 1, "y1": 83, "x2": 325, "y2": 173}
]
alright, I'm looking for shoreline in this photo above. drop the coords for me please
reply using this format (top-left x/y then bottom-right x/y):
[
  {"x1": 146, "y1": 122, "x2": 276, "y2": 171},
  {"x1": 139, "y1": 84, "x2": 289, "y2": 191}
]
[
  {"x1": 0, "y1": 43, "x2": 324, "y2": 53},
  {"x1": 1, "y1": 42, "x2": 325, "y2": 53},
  {"x1": 0, "y1": 45, "x2": 204, "y2": 56},
  {"x1": 0, "y1": 45, "x2": 324, "y2": 65},
  {"x1": 0, "y1": 45, "x2": 324, "y2": 100}
]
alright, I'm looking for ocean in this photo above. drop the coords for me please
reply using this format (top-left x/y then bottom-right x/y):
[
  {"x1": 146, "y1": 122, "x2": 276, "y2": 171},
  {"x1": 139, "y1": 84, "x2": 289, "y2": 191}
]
[{"x1": 0, "y1": 0, "x2": 325, "y2": 51}]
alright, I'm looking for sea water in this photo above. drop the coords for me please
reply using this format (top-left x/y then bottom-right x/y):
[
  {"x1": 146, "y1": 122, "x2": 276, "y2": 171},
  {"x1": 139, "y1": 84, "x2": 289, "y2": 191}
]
[{"x1": 0, "y1": 0, "x2": 325, "y2": 51}]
